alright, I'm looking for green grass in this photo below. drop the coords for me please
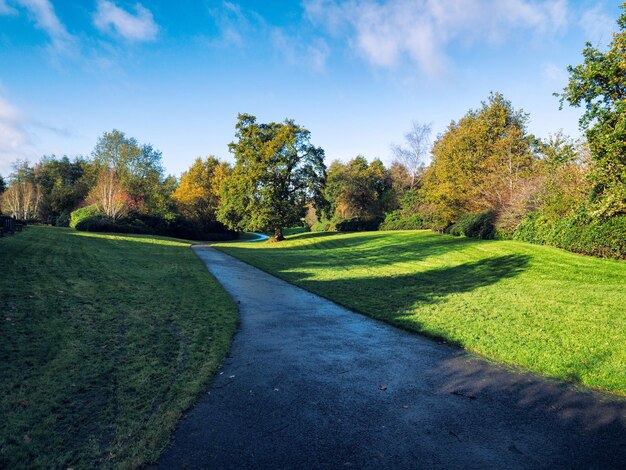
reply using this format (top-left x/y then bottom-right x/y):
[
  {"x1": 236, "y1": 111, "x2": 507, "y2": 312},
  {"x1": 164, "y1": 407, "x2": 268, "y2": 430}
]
[
  {"x1": 1, "y1": 226, "x2": 237, "y2": 469},
  {"x1": 216, "y1": 230, "x2": 626, "y2": 395}
]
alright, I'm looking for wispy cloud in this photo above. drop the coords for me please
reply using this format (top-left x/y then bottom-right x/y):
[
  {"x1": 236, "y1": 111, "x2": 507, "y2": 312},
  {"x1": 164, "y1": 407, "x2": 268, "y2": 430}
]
[
  {"x1": 208, "y1": 1, "x2": 260, "y2": 48},
  {"x1": 542, "y1": 62, "x2": 567, "y2": 83},
  {"x1": 11, "y1": 0, "x2": 75, "y2": 54},
  {"x1": 305, "y1": 0, "x2": 568, "y2": 77},
  {"x1": 93, "y1": 0, "x2": 158, "y2": 43},
  {"x1": 579, "y1": 5, "x2": 615, "y2": 47},
  {"x1": 0, "y1": 0, "x2": 17, "y2": 15},
  {"x1": 271, "y1": 28, "x2": 330, "y2": 72}
]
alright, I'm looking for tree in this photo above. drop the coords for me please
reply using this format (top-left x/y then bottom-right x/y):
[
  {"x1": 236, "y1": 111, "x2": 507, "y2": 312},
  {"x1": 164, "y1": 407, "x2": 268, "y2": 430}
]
[
  {"x1": 218, "y1": 114, "x2": 326, "y2": 241},
  {"x1": 33, "y1": 155, "x2": 94, "y2": 221},
  {"x1": 558, "y1": 3, "x2": 626, "y2": 218},
  {"x1": 88, "y1": 168, "x2": 128, "y2": 220},
  {"x1": 172, "y1": 156, "x2": 230, "y2": 224},
  {"x1": 1, "y1": 181, "x2": 42, "y2": 220},
  {"x1": 422, "y1": 93, "x2": 536, "y2": 227},
  {"x1": 391, "y1": 121, "x2": 431, "y2": 189},
  {"x1": 0, "y1": 175, "x2": 6, "y2": 194},
  {"x1": 325, "y1": 156, "x2": 393, "y2": 220},
  {"x1": 92, "y1": 130, "x2": 164, "y2": 212}
]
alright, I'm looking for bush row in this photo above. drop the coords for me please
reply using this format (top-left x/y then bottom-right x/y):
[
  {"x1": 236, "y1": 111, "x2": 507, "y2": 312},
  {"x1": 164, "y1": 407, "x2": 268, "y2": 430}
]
[
  {"x1": 513, "y1": 211, "x2": 626, "y2": 260},
  {"x1": 310, "y1": 216, "x2": 383, "y2": 232},
  {"x1": 379, "y1": 211, "x2": 428, "y2": 230},
  {"x1": 445, "y1": 211, "x2": 496, "y2": 240},
  {"x1": 71, "y1": 206, "x2": 238, "y2": 241}
]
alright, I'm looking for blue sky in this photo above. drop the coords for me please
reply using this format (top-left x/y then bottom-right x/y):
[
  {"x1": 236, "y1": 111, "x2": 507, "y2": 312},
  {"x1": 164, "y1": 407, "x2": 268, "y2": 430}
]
[{"x1": 0, "y1": 0, "x2": 621, "y2": 176}]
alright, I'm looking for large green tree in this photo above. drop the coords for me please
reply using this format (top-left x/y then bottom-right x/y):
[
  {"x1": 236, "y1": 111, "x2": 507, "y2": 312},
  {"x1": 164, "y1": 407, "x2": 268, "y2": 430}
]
[
  {"x1": 218, "y1": 114, "x2": 326, "y2": 241},
  {"x1": 33, "y1": 155, "x2": 95, "y2": 222},
  {"x1": 558, "y1": 3, "x2": 626, "y2": 218},
  {"x1": 324, "y1": 156, "x2": 393, "y2": 220}
]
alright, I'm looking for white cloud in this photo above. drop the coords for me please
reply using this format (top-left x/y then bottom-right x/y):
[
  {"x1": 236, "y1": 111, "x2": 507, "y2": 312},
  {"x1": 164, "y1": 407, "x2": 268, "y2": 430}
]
[
  {"x1": 93, "y1": 0, "x2": 158, "y2": 42},
  {"x1": 0, "y1": 94, "x2": 30, "y2": 174},
  {"x1": 13, "y1": 0, "x2": 74, "y2": 53},
  {"x1": 305, "y1": 0, "x2": 569, "y2": 77}
]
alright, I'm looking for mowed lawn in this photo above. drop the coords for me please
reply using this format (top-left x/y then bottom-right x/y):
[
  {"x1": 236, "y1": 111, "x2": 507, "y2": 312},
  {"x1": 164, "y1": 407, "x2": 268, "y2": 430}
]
[
  {"x1": 1, "y1": 226, "x2": 237, "y2": 469},
  {"x1": 216, "y1": 230, "x2": 626, "y2": 395}
]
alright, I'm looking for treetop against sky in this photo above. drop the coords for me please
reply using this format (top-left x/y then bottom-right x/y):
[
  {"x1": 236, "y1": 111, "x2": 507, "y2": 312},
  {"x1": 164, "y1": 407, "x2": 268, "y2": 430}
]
[{"x1": 0, "y1": 0, "x2": 621, "y2": 176}]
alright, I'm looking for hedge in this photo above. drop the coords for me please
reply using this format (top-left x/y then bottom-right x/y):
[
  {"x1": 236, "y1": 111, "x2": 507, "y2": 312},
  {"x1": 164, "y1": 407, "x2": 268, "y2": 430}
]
[{"x1": 514, "y1": 211, "x2": 626, "y2": 260}]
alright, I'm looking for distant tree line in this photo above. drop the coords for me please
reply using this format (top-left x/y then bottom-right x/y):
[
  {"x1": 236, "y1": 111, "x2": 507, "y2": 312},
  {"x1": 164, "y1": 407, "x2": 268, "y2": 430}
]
[{"x1": 1, "y1": 6, "x2": 625, "y2": 256}]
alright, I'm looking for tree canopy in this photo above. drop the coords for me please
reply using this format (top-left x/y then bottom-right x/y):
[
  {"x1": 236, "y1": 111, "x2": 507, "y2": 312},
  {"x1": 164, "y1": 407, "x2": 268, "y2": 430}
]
[
  {"x1": 422, "y1": 92, "x2": 536, "y2": 227},
  {"x1": 559, "y1": 3, "x2": 626, "y2": 217},
  {"x1": 92, "y1": 130, "x2": 164, "y2": 213},
  {"x1": 172, "y1": 156, "x2": 230, "y2": 225},
  {"x1": 218, "y1": 114, "x2": 326, "y2": 240}
]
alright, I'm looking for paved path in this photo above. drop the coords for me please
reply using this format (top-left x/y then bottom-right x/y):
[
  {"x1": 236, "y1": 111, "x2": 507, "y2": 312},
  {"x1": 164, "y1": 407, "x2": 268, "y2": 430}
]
[
  {"x1": 158, "y1": 246, "x2": 626, "y2": 469},
  {"x1": 246, "y1": 232, "x2": 270, "y2": 242}
]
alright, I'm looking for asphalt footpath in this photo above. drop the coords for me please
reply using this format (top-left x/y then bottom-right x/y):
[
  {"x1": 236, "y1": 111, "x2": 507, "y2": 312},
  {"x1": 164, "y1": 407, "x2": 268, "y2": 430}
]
[{"x1": 157, "y1": 245, "x2": 626, "y2": 469}]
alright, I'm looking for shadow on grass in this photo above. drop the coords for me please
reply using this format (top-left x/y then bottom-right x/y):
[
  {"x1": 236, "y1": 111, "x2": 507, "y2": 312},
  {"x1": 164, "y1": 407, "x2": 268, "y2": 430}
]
[
  {"x1": 278, "y1": 254, "x2": 530, "y2": 343},
  {"x1": 225, "y1": 231, "x2": 482, "y2": 272}
]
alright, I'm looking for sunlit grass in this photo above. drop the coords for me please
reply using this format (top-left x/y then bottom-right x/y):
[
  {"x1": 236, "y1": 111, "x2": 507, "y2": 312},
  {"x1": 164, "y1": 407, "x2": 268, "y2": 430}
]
[
  {"x1": 216, "y1": 230, "x2": 626, "y2": 395},
  {"x1": 1, "y1": 226, "x2": 237, "y2": 469}
]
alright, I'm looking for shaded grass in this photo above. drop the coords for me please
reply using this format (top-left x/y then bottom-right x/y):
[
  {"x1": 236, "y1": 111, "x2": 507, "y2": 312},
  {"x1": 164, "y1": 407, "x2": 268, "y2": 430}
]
[
  {"x1": 0, "y1": 226, "x2": 237, "y2": 469},
  {"x1": 216, "y1": 230, "x2": 626, "y2": 395}
]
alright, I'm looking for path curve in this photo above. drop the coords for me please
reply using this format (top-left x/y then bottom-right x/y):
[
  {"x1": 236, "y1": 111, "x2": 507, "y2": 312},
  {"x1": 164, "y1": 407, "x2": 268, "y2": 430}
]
[
  {"x1": 158, "y1": 246, "x2": 626, "y2": 469},
  {"x1": 245, "y1": 232, "x2": 269, "y2": 242}
]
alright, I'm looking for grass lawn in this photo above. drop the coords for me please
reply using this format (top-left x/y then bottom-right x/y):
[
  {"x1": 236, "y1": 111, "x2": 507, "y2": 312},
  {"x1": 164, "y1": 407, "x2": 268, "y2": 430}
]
[
  {"x1": 216, "y1": 230, "x2": 626, "y2": 395},
  {"x1": 1, "y1": 226, "x2": 237, "y2": 469}
]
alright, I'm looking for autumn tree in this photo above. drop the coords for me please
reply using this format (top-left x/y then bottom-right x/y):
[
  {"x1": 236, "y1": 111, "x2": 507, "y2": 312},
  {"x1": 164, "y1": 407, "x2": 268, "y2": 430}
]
[
  {"x1": 0, "y1": 161, "x2": 42, "y2": 219},
  {"x1": 535, "y1": 132, "x2": 591, "y2": 221},
  {"x1": 558, "y1": 3, "x2": 626, "y2": 218},
  {"x1": 88, "y1": 168, "x2": 128, "y2": 220},
  {"x1": 1, "y1": 181, "x2": 42, "y2": 220},
  {"x1": 172, "y1": 156, "x2": 230, "y2": 224},
  {"x1": 218, "y1": 114, "x2": 326, "y2": 241},
  {"x1": 92, "y1": 130, "x2": 164, "y2": 212},
  {"x1": 391, "y1": 121, "x2": 431, "y2": 189},
  {"x1": 422, "y1": 93, "x2": 536, "y2": 227}
]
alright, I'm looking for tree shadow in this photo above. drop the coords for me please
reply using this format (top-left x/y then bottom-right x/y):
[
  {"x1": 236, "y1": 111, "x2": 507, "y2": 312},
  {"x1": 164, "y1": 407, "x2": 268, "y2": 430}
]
[
  {"x1": 226, "y1": 231, "x2": 481, "y2": 272},
  {"x1": 280, "y1": 254, "x2": 530, "y2": 342}
]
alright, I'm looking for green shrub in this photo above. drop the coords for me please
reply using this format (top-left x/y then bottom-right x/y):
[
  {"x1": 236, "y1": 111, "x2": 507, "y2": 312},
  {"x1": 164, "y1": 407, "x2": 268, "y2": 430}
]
[
  {"x1": 311, "y1": 218, "x2": 336, "y2": 232},
  {"x1": 74, "y1": 213, "x2": 238, "y2": 241},
  {"x1": 446, "y1": 211, "x2": 496, "y2": 239},
  {"x1": 69, "y1": 205, "x2": 102, "y2": 229},
  {"x1": 56, "y1": 211, "x2": 71, "y2": 227},
  {"x1": 379, "y1": 211, "x2": 426, "y2": 230},
  {"x1": 335, "y1": 217, "x2": 383, "y2": 232},
  {"x1": 514, "y1": 211, "x2": 626, "y2": 260}
]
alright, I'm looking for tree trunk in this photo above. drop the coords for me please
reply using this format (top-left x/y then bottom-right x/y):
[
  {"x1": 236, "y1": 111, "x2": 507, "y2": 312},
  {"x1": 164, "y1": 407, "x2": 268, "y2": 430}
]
[{"x1": 273, "y1": 227, "x2": 285, "y2": 241}]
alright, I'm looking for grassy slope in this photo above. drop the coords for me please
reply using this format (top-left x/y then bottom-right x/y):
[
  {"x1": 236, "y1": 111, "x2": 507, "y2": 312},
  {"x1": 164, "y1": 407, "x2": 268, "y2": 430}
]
[
  {"x1": 216, "y1": 230, "x2": 626, "y2": 395},
  {"x1": 0, "y1": 226, "x2": 237, "y2": 469}
]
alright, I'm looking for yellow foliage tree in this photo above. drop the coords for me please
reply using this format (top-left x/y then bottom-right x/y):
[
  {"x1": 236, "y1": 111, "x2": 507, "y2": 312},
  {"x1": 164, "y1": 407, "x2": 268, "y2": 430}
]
[{"x1": 172, "y1": 156, "x2": 230, "y2": 224}]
